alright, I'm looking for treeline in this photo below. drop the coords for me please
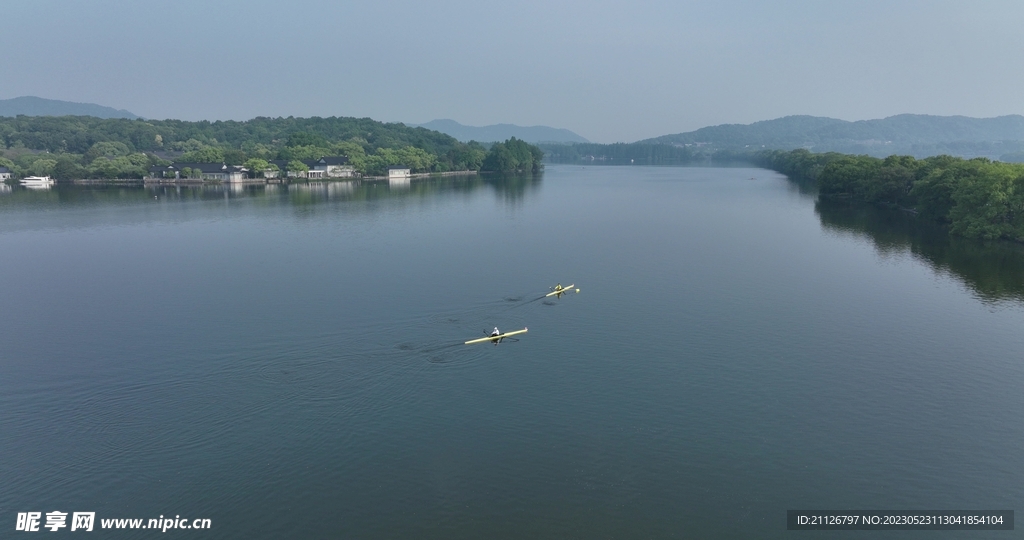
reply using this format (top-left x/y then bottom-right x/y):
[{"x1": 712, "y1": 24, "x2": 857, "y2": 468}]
[
  {"x1": 0, "y1": 173, "x2": 546, "y2": 226},
  {"x1": 757, "y1": 149, "x2": 1024, "y2": 242},
  {"x1": 540, "y1": 142, "x2": 700, "y2": 164},
  {"x1": 0, "y1": 115, "x2": 542, "y2": 179},
  {"x1": 0, "y1": 141, "x2": 160, "y2": 180},
  {"x1": 538, "y1": 142, "x2": 756, "y2": 165},
  {"x1": 481, "y1": 137, "x2": 543, "y2": 173}
]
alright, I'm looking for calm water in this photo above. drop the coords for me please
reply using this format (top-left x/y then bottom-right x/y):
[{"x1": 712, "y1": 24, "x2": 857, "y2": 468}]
[{"x1": 1, "y1": 167, "x2": 1022, "y2": 539}]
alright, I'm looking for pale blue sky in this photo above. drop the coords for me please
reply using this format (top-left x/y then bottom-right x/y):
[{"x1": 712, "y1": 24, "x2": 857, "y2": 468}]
[{"x1": 2, "y1": 0, "x2": 1022, "y2": 142}]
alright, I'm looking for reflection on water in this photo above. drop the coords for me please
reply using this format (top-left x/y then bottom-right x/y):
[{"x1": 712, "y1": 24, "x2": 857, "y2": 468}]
[
  {"x1": 816, "y1": 199, "x2": 1024, "y2": 304},
  {"x1": 0, "y1": 173, "x2": 543, "y2": 211},
  {"x1": 485, "y1": 172, "x2": 542, "y2": 207},
  {"x1": 387, "y1": 177, "x2": 411, "y2": 190}
]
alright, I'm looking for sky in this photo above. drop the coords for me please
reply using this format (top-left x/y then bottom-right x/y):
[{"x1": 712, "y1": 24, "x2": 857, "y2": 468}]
[{"x1": 2, "y1": 0, "x2": 1022, "y2": 143}]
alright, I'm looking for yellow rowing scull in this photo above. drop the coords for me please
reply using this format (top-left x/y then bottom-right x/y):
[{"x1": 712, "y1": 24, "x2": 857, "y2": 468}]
[
  {"x1": 465, "y1": 328, "x2": 528, "y2": 345},
  {"x1": 545, "y1": 284, "x2": 578, "y2": 297}
]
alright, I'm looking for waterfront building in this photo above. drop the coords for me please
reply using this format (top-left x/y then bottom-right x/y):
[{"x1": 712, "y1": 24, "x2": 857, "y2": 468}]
[{"x1": 387, "y1": 166, "x2": 411, "y2": 179}]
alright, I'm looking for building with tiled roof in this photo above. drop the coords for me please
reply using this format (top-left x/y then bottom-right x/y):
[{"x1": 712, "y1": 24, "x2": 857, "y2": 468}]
[{"x1": 148, "y1": 163, "x2": 248, "y2": 182}]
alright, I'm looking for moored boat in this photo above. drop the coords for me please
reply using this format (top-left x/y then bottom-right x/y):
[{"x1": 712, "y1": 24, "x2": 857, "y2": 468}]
[{"x1": 20, "y1": 176, "x2": 55, "y2": 187}]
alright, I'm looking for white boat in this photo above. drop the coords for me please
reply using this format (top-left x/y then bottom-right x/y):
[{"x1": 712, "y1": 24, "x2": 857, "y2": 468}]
[{"x1": 20, "y1": 176, "x2": 55, "y2": 187}]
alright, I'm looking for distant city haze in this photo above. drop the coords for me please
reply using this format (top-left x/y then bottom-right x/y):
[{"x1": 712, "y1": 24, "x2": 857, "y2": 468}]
[{"x1": 2, "y1": 0, "x2": 1022, "y2": 143}]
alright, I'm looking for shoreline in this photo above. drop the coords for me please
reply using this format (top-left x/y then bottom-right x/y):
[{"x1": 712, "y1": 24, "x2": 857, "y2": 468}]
[
  {"x1": 360, "y1": 170, "x2": 478, "y2": 181},
  {"x1": 1, "y1": 169, "x2": 482, "y2": 187}
]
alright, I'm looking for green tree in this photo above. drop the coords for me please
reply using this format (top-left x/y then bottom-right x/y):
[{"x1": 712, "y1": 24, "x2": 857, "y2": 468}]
[
  {"x1": 88, "y1": 157, "x2": 119, "y2": 178},
  {"x1": 869, "y1": 155, "x2": 918, "y2": 205},
  {"x1": 446, "y1": 142, "x2": 486, "y2": 171},
  {"x1": 818, "y1": 156, "x2": 880, "y2": 199},
  {"x1": 948, "y1": 164, "x2": 1022, "y2": 240},
  {"x1": 240, "y1": 141, "x2": 274, "y2": 159},
  {"x1": 85, "y1": 141, "x2": 132, "y2": 162},
  {"x1": 332, "y1": 140, "x2": 367, "y2": 170},
  {"x1": 481, "y1": 138, "x2": 543, "y2": 173},
  {"x1": 110, "y1": 156, "x2": 147, "y2": 178},
  {"x1": 912, "y1": 158, "x2": 985, "y2": 223},
  {"x1": 179, "y1": 146, "x2": 225, "y2": 163},
  {"x1": 51, "y1": 158, "x2": 85, "y2": 181},
  {"x1": 278, "y1": 145, "x2": 330, "y2": 161},
  {"x1": 244, "y1": 158, "x2": 270, "y2": 178},
  {"x1": 30, "y1": 159, "x2": 58, "y2": 176},
  {"x1": 358, "y1": 146, "x2": 439, "y2": 175},
  {"x1": 286, "y1": 160, "x2": 309, "y2": 179},
  {"x1": 223, "y1": 148, "x2": 247, "y2": 165},
  {"x1": 170, "y1": 139, "x2": 207, "y2": 152},
  {"x1": 286, "y1": 132, "x2": 329, "y2": 148}
]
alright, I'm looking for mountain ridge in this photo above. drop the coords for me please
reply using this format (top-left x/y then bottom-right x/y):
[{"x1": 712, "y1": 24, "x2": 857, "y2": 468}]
[
  {"x1": 0, "y1": 96, "x2": 139, "y2": 119},
  {"x1": 639, "y1": 114, "x2": 1024, "y2": 149},
  {"x1": 413, "y1": 119, "x2": 589, "y2": 144}
]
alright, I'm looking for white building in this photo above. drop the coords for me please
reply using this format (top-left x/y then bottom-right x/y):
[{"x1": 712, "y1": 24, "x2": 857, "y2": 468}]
[
  {"x1": 268, "y1": 156, "x2": 353, "y2": 179},
  {"x1": 387, "y1": 166, "x2": 411, "y2": 179},
  {"x1": 148, "y1": 163, "x2": 249, "y2": 182},
  {"x1": 311, "y1": 157, "x2": 355, "y2": 178},
  {"x1": 0, "y1": 166, "x2": 11, "y2": 181}
]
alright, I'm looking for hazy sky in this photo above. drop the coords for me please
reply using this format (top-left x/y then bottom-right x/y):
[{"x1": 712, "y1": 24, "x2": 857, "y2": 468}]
[{"x1": 2, "y1": 0, "x2": 1022, "y2": 142}]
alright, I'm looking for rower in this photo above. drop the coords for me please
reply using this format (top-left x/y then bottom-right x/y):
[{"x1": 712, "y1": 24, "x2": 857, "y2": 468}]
[{"x1": 464, "y1": 327, "x2": 527, "y2": 345}]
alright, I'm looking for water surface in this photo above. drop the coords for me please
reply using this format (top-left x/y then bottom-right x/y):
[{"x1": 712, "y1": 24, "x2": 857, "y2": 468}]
[{"x1": 1, "y1": 167, "x2": 1021, "y2": 538}]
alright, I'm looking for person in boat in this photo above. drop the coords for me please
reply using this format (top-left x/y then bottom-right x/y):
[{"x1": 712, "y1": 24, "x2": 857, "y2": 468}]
[
  {"x1": 554, "y1": 283, "x2": 563, "y2": 292},
  {"x1": 491, "y1": 327, "x2": 500, "y2": 337}
]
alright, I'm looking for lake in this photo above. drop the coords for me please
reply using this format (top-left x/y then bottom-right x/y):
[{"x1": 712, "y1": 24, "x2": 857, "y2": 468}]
[{"x1": 1, "y1": 166, "x2": 1021, "y2": 538}]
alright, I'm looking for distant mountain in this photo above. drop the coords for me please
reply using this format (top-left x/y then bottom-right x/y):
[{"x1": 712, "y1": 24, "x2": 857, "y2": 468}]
[
  {"x1": 0, "y1": 96, "x2": 139, "y2": 119},
  {"x1": 638, "y1": 114, "x2": 1024, "y2": 159},
  {"x1": 413, "y1": 119, "x2": 589, "y2": 144}
]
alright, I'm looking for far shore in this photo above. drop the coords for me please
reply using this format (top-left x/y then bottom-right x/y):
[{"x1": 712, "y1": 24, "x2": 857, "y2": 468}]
[{"x1": 2, "y1": 169, "x2": 481, "y2": 187}]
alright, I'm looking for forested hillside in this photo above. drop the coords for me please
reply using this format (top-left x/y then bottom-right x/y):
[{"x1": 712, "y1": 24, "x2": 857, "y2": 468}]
[
  {"x1": 0, "y1": 116, "x2": 506, "y2": 179},
  {"x1": 540, "y1": 142, "x2": 706, "y2": 165},
  {"x1": 641, "y1": 115, "x2": 1024, "y2": 159}
]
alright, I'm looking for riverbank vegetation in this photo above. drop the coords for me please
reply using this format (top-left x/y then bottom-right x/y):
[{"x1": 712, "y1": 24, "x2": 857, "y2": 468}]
[
  {"x1": 481, "y1": 137, "x2": 543, "y2": 173},
  {"x1": 0, "y1": 116, "x2": 541, "y2": 180},
  {"x1": 757, "y1": 149, "x2": 1024, "y2": 242}
]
